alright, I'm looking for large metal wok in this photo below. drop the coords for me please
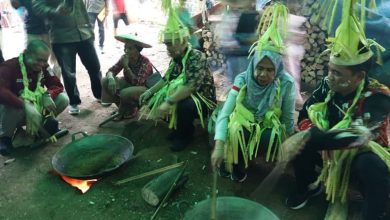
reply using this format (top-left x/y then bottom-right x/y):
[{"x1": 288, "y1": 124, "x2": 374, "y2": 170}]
[
  {"x1": 184, "y1": 196, "x2": 279, "y2": 220},
  {"x1": 52, "y1": 132, "x2": 133, "y2": 179}
]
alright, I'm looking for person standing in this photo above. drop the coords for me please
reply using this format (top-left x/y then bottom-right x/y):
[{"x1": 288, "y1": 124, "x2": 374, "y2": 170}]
[
  {"x1": 0, "y1": 13, "x2": 4, "y2": 64},
  {"x1": 84, "y1": 0, "x2": 107, "y2": 53},
  {"x1": 32, "y1": 0, "x2": 102, "y2": 115},
  {"x1": 112, "y1": 0, "x2": 129, "y2": 36},
  {"x1": 11, "y1": 0, "x2": 62, "y2": 79}
]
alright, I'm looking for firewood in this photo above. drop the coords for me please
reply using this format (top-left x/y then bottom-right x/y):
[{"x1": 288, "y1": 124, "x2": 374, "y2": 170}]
[
  {"x1": 304, "y1": 21, "x2": 312, "y2": 29},
  {"x1": 304, "y1": 42, "x2": 311, "y2": 50},
  {"x1": 315, "y1": 64, "x2": 324, "y2": 70},
  {"x1": 306, "y1": 57, "x2": 315, "y2": 62},
  {"x1": 204, "y1": 41, "x2": 212, "y2": 50},
  {"x1": 305, "y1": 0, "x2": 315, "y2": 6},
  {"x1": 313, "y1": 26, "x2": 321, "y2": 33},
  {"x1": 202, "y1": 30, "x2": 208, "y2": 38},
  {"x1": 311, "y1": 2, "x2": 320, "y2": 9},
  {"x1": 309, "y1": 16, "x2": 317, "y2": 25},
  {"x1": 318, "y1": 32, "x2": 326, "y2": 40}
]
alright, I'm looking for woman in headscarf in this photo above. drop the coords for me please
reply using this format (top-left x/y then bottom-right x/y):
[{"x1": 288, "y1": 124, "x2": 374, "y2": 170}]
[
  {"x1": 211, "y1": 3, "x2": 295, "y2": 182},
  {"x1": 211, "y1": 49, "x2": 295, "y2": 182}
]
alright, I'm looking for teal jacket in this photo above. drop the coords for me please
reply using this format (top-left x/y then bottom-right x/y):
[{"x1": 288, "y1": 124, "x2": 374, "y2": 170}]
[{"x1": 214, "y1": 50, "x2": 296, "y2": 141}]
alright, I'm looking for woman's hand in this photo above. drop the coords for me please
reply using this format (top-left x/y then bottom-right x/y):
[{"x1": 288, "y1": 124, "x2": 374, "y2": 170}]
[
  {"x1": 139, "y1": 90, "x2": 152, "y2": 106},
  {"x1": 211, "y1": 140, "x2": 225, "y2": 172},
  {"x1": 158, "y1": 101, "x2": 171, "y2": 118}
]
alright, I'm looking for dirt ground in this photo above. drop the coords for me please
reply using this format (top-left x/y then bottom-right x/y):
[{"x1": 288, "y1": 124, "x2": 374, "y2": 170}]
[{"x1": 0, "y1": 18, "x2": 387, "y2": 220}]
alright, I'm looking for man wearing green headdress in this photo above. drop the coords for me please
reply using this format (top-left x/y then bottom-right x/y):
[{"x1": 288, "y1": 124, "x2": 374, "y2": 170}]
[
  {"x1": 0, "y1": 40, "x2": 69, "y2": 156},
  {"x1": 285, "y1": 1, "x2": 390, "y2": 219},
  {"x1": 139, "y1": 0, "x2": 216, "y2": 152}
]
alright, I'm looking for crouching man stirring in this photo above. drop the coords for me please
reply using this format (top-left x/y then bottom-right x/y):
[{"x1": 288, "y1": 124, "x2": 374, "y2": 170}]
[{"x1": 0, "y1": 40, "x2": 69, "y2": 156}]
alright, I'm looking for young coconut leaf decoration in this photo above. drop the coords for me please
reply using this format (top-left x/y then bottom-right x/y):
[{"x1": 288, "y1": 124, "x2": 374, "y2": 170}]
[
  {"x1": 309, "y1": 0, "x2": 381, "y2": 33},
  {"x1": 248, "y1": 3, "x2": 289, "y2": 58},
  {"x1": 160, "y1": 0, "x2": 190, "y2": 44},
  {"x1": 325, "y1": 0, "x2": 385, "y2": 65}
]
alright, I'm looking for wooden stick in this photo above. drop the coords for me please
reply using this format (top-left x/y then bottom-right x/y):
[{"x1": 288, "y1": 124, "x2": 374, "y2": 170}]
[
  {"x1": 99, "y1": 112, "x2": 120, "y2": 127},
  {"x1": 114, "y1": 161, "x2": 185, "y2": 185},
  {"x1": 151, "y1": 162, "x2": 188, "y2": 220},
  {"x1": 210, "y1": 171, "x2": 218, "y2": 220}
]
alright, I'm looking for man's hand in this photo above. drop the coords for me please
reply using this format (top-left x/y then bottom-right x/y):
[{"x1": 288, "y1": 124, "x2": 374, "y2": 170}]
[
  {"x1": 139, "y1": 90, "x2": 152, "y2": 106},
  {"x1": 158, "y1": 101, "x2": 171, "y2": 118},
  {"x1": 334, "y1": 125, "x2": 373, "y2": 148},
  {"x1": 24, "y1": 102, "x2": 42, "y2": 136},
  {"x1": 46, "y1": 135, "x2": 57, "y2": 143},
  {"x1": 55, "y1": 3, "x2": 71, "y2": 16},
  {"x1": 42, "y1": 95, "x2": 56, "y2": 113},
  {"x1": 211, "y1": 140, "x2": 225, "y2": 172},
  {"x1": 277, "y1": 130, "x2": 311, "y2": 162},
  {"x1": 107, "y1": 76, "x2": 117, "y2": 95}
]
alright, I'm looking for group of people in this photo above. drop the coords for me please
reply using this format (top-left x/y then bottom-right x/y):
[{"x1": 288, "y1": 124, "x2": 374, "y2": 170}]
[
  {"x1": 0, "y1": 0, "x2": 215, "y2": 155},
  {"x1": 0, "y1": 0, "x2": 389, "y2": 220},
  {"x1": 0, "y1": 0, "x2": 127, "y2": 155},
  {"x1": 210, "y1": 1, "x2": 389, "y2": 220}
]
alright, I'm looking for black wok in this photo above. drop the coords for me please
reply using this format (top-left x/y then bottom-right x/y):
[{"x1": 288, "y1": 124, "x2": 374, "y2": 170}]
[{"x1": 52, "y1": 132, "x2": 133, "y2": 179}]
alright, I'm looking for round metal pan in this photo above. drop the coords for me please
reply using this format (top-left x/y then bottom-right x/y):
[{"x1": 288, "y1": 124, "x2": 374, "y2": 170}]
[
  {"x1": 184, "y1": 196, "x2": 279, "y2": 220},
  {"x1": 52, "y1": 132, "x2": 133, "y2": 179}
]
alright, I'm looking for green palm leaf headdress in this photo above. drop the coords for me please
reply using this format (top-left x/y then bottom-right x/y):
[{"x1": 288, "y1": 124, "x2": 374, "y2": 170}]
[
  {"x1": 160, "y1": 0, "x2": 190, "y2": 43},
  {"x1": 312, "y1": 0, "x2": 385, "y2": 65},
  {"x1": 248, "y1": 3, "x2": 289, "y2": 57}
]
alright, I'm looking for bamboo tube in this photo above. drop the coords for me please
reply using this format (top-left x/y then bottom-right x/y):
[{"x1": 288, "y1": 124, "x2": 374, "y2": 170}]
[
  {"x1": 114, "y1": 161, "x2": 185, "y2": 185},
  {"x1": 210, "y1": 171, "x2": 218, "y2": 220}
]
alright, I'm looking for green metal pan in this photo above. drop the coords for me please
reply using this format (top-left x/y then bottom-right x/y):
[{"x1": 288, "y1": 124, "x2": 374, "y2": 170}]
[
  {"x1": 52, "y1": 132, "x2": 133, "y2": 179},
  {"x1": 184, "y1": 196, "x2": 279, "y2": 220}
]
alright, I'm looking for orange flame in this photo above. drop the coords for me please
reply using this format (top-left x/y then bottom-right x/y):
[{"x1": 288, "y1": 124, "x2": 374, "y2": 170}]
[{"x1": 60, "y1": 175, "x2": 98, "y2": 194}]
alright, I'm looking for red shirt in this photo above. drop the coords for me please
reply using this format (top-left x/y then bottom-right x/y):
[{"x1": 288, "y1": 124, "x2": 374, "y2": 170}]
[
  {"x1": 0, "y1": 57, "x2": 64, "y2": 109},
  {"x1": 108, "y1": 54, "x2": 153, "y2": 86},
  {"x1": 113, "y1": 0, "x2": 126, "y2": 13}
]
